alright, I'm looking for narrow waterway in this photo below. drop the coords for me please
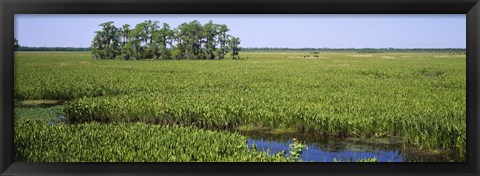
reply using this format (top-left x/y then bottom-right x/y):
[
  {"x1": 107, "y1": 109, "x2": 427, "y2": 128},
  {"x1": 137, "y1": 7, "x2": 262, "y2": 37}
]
[
  {"x1": 236, "y1": 129, "x2": 463, "y2": 162},
  {"x1": 247, "y1": 138, "x2": 403, "y2": 162}
]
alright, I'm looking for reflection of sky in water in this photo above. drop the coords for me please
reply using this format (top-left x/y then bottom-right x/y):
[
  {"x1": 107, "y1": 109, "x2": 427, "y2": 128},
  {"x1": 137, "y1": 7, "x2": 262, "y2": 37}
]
[{"x1": 248, "y1": 139, "x2": 404, "y2": 162}]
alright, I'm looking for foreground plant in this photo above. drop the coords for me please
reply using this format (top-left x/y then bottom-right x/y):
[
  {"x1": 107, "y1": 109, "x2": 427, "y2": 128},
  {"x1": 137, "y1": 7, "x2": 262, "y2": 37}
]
[
  {"x1": 288, "y1": 138, "x2": 308, "y2": 161},
  {"x1": 14, "y1": 120, "x2": 288, "y2": 162}
]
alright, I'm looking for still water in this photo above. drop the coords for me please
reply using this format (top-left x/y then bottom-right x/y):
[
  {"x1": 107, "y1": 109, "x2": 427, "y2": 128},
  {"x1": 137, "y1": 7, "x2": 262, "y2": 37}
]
[
  {"x1": 247, "y1": 138, "x2": 403, "y2": 162},
  {"x1": 237, "y1": 129, "x2": 462, "y2": 162}
]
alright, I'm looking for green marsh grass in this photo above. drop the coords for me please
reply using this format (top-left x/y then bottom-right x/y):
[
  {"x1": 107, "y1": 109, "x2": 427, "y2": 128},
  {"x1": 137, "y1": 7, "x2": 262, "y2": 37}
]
[
  {"x1": 15, "y1": 119, "x2": 288, "y2": 162},
  {"x1": 14, "y1": 51, "x2": 466, "y2": 160}
]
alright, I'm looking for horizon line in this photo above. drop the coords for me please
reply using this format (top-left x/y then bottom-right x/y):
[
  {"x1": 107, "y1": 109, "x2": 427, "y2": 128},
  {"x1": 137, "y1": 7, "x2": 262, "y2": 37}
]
[{"x1": 16, "y1": 46, "x2": 467, "y2": 50}]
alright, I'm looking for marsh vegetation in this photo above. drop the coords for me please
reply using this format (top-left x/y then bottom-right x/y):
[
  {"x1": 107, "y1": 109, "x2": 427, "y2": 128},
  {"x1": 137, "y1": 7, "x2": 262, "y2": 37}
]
[{"x1": 14, "y1": 50, "x2": 466, "y2": 162}]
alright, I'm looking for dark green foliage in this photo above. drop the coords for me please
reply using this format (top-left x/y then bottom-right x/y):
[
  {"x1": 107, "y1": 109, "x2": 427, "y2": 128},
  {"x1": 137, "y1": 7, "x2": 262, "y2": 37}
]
[
  {"x1": 91, "y1": 22, "x2": 121, "y2": 60},
  {"x1": 229, "y1": 36, "x2": 241, "y2": 60},
  {"x1": 203, "y1": 20, "x2": 219, "y2": 60}
]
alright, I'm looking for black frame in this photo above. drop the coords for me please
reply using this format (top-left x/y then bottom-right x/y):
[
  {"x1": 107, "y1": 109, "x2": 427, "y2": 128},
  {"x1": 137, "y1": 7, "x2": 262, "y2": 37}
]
[{"x1": 1, "y1": 0, "x2": 479, "y2": 175}]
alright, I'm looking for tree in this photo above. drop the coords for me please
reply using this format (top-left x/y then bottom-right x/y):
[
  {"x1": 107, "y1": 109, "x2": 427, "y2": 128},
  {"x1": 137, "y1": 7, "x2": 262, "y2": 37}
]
[
  {"x1": 119, "y1": 24, "x2": 130, "y2": 47},
  {"x1": 216, "y1": 24, "x2": 229, "y2": 60},
  {"x1": 173, "y1": 23, "x2": 188, "y2": 60},
  {"x1": 91, "y1": 32, "x2": 103, "y2": 60},
  {"x1": 91, "y1": 21, "x2": 120, "y2": 60},
  {"x1": 126, "y1": 24, "x2": 146, "y2": 60},
  {"x1": 119, "y1": 24, "x2": 131, "y2": 60},
  {"x1": 143, "y1": 20, "x2": 160, "y2": 59},
  {"x1": 14, "y1": 38, "x2": 20, "y2": 51},
  {"x1": 228, "y1": 36, "x2": 241, "y2": 60},
  {"x1": 175, "y1": 20, "x2": 204, "y2": 60},
  {"x1": 152, "y1": 23, "x2": 174, "y2": 60},
  {"x1": 103, "y1": 22, "x2": 120, "y2": 60},
  {"x1": 202, "y1": 20, "x2": 219, "y2": 60}
]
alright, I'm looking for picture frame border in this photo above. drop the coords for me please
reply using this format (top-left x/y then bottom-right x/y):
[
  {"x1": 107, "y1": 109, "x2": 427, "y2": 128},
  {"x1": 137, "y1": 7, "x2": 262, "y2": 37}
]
[{"x1": 1, "y1": 0, "x2": 479, "y2": 175}]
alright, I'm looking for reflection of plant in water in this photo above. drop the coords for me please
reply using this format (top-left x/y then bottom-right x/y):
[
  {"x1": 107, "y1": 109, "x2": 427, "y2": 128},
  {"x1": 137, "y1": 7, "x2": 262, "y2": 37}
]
[
  {"x1": 333, "y1": 157, "x2": 379, "y2": 162},
  {"x1": 250, "y1": 138, "x2": 307, "y2": 162},
  {"x1": 287, "y1": 138, "x2": 308, "y2": 162}
]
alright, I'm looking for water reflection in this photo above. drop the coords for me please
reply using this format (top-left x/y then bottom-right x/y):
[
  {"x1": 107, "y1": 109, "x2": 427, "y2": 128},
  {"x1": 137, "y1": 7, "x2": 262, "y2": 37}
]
[
  {"x1": 248, "y1": 138, "x2": 403, "y2": 162},
  {"x1": 237, "y1": 129, "x2": 463, "y2": 162}
]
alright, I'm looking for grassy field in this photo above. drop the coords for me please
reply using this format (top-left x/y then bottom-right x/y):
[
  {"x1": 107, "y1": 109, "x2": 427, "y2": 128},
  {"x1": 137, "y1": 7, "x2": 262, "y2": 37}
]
[{"x1": 14, "y1": 51, "x2": 466, "y2": 162}]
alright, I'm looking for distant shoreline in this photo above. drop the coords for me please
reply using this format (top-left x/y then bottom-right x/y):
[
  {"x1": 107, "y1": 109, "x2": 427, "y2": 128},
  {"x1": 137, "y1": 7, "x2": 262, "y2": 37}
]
[{"x1": 16, "y1": 46, "x2": 465, "y2": 53}]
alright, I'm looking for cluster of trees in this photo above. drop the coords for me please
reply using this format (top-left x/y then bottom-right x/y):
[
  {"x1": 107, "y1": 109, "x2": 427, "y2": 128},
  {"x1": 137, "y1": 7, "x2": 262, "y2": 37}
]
[{"x1": 91, "y1": 20, "x2": 241, "y2": 60}]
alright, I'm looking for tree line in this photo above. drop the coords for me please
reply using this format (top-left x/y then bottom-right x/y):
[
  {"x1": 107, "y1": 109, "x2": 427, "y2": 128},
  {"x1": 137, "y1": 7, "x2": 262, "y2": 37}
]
[
  {"x1": 16, "y1": 47, "x2": 91, "y2": 52},
  {"x1": 91, "y1": 20, "x2": 241, "y2": 60},
  {"x1": 242, "y1": 47, "x2": 466, "y2": 53},
  {"x1": 13, "y1": 38, "x2": 90, "y2": 51}
]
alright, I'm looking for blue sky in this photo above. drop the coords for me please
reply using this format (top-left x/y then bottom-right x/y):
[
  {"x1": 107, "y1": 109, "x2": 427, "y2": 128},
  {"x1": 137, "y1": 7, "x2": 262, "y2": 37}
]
[{"x1": 15, "y1": 14, "x2": 465, "y2": 48}]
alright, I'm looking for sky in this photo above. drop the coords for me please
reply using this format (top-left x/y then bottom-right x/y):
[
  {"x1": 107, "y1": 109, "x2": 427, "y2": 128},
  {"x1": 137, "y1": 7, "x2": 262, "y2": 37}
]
[{"x1": 15, "y1": 14, "x2": 466, "y2": 48}]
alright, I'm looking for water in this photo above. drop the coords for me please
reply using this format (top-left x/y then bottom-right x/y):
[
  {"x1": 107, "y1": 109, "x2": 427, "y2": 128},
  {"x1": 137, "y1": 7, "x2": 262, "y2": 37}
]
[
  {"x1": 46, "y1": 116, "x2": 66, "y2": 125},
  {"x1": 247, "y1": 138, "x2": 403, "y2": 162},
  {"x1": 236, "y1": 128, "x2": 463, "y2": 162}
]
